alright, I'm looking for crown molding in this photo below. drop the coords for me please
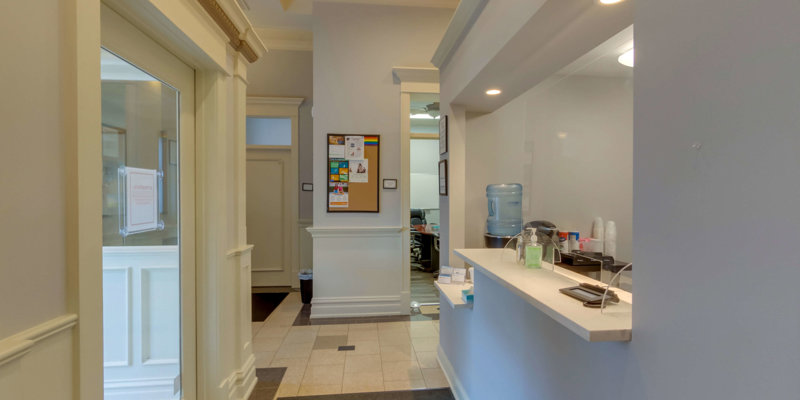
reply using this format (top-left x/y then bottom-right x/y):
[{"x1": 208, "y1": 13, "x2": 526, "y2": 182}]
[
  {"x1": 431, "y1": 0, "x2": 487, "y2": 69},
  {"x1": 247, "y1": 96, "x2": 305, "y2": 106},
  {"x1": 255, "y1": 28, "x2": 313, "y2": 52},
  {"x1": 392, "y1": 67, "x2": 439, "y2": 83},
  {"x1": 197, "y1": 0, "x2": 268, "y2": 63}
]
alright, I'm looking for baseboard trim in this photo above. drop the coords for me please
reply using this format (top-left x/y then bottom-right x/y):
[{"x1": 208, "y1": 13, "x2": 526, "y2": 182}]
[
  {"x1": 438, "y1": 345, "x2": 469, "y2": 400},
  {"x1": 310, "y1": 295, "x2": 405, "y2": 318},
  {"x1": 220, "y1": 353, "x2": 257, "y2": 400},
  {"x1": 0, "y1": 314, "x2": 78, "y2": 367}
]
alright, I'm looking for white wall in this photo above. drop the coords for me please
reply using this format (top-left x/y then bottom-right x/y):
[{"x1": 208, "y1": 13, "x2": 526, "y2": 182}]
[
  {"x1": 465, "y1": 74, "x2": 633, "y2": 261},
  {"x1": 410, "y1": 139, "x2": 440, "y2": 211},
  {"x1": 310, "y1": 3, "x2": 452, "y2": 317}
]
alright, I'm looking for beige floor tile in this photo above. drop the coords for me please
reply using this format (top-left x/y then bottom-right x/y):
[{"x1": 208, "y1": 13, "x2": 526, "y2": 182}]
[
  {"x1": 290, "y1": 325, "x2": 320, "y2": 333},
  {"x1": 382, "y1": 360, "x2": 423, "y2": 382},
  {"x1": 318, "y1": 324, "x2": 349, "y2": 336},
  {"x1": 344, "y1": 354, "x2": 382, "y2": 374},
  {"x1": 302, "y1": 363, "x2": 344, "y2": 385},
  {"x1": 254, "y1": 351, "x2": 275, "y2": 368},
  {"x1": 384, "y1": 379, "x2": 426, "y2": 391},
  {"x1": 253, "y1": 336, "x2": 283, "y2": 352},
  {"x1": 256, "y1": 326, "x2": 289, "y2": 339},
  {"x1": 275, "y1": 383, "x2": 300, "y2": 398},
  {"x1": 415, "y1": 351, "x2": 440, "y2": 369},
  {"x1": 342, "y1": 371, "x2": 384, "y2": 393},
  {"x1": 378, "y1": 321, "x2": 409, "y2": 332},
  {"x1": 378, "y1": 331, "x2": 412, "y2": 347},
  {"x1": 380, "y1": 343, "x2": 416, "y2": 361},
  {"x1": 411, "y1": 337, "x2": 439, "y2": 352},
  {"x1": 421, "y1": 367, "x2": 449, "y2": 388},
  {"x1": 270, "y1": 356, "x2": 309, "y2": 368},
  {"x1": 409, "y1": 324, "x2": 438, "y2": 338},
  {"x1": 313, "y1": 335, "x2": 348, "y2": 350},
  {"x1": 308, "y1": 349, "x2": 347, "y2": 366},
  {"x1": 282, "y1": 330, "x2": 318, "y2": 345},
  {"x1": 348, "y1": 329, "x2": 379, "y2": 341},
  {"x1": 297, "y1": 384, "x2": 342, "y2": 396},
  {"x1": 277, "y1": 365, "x2": 307, "y2": 385},
  {"x1": 348, "y1": 323, "x2": 378, "y2": 331},
  {"x1": 275, "y1": 342, "x2": 313, "y2": 359},
  {"x1": 346, "y1": 340, "x2": 381, "y2": 355}
]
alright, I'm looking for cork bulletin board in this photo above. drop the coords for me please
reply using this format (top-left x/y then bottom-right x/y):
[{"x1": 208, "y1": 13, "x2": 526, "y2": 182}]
[{"x1": 327, "y1": 134, "x2": 380, "y2": 212}]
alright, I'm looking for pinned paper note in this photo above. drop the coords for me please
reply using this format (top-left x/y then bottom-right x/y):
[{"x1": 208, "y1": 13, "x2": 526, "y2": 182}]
[{"x1": 349, "y1": 159, "x2": 368, "y2": 183}]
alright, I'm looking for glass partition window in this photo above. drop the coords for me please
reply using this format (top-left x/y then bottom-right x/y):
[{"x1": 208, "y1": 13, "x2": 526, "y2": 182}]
[
  {"x1": 246, "y1": 117, "x2": 292, "y2": 146},
  {"x1": 101, "y1": 48, "x2": 182, "y2": 399}
]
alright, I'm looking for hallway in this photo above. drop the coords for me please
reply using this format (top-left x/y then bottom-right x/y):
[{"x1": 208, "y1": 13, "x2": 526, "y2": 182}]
[{"x1": 250, "y1": 293, "x2": 450, "y2": 398}]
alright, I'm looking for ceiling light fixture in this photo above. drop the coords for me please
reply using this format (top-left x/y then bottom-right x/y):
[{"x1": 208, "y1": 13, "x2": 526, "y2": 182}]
[
  {"x1": 486, "y1": 89, "x2": 502, "y2": 96},
  {"x1": 598, "y1": 0, "x2": 625, "y2": 4},
  {"x1": 618, "y1": 48, "x2": 634, "y2": 67}
]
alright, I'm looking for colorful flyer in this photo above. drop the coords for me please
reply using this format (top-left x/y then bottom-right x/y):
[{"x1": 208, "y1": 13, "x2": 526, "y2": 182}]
[
  {"x1": 349, "y1": 159, "x2": 368, "y2": 183},
  {"x1": 329, "y1": 182, "x2": 348, "y2": 208},
  {"x1": 329, "y1": 135, "x2": 345, "y2": 145},
  {"x1": 345, "y1": 136, "x2": 364, "y2": 160}
]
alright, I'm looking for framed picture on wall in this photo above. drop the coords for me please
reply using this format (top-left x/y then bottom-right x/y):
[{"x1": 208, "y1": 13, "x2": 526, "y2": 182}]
[
  {"x1": 438, "y1": 159, "x2": 448, "y2": 196},
  {"x1": 439, "y1": 115, "x2": 448, "y2": 155}
]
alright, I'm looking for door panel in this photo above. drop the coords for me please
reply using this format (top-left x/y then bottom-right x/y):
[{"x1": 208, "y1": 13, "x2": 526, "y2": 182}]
[
  {"x1": 247, "y1": 148, "x2": 293, "y2": 286},
  {"x1": 101, "y1": 4, "x2": 195, "y2": 399}
]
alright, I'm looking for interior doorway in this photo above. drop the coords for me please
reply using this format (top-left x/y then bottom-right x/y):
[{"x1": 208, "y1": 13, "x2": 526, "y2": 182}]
[
  {"x1": 100, "y1": 5, "x2": 196, "y2": 399},
  {"x1": 408, "y1": 93, "x2": 441, "y2": 313}
]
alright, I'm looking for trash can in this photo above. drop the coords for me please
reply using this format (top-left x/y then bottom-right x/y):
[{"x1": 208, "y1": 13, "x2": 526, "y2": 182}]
[{"x1": 298, "y1": 270, "x2": 313, "y2": 304}]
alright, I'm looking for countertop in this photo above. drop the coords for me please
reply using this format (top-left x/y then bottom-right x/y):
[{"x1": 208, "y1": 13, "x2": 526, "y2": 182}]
[{"x1": 454, "y1": 248, "x2": 632, "y2": 342}]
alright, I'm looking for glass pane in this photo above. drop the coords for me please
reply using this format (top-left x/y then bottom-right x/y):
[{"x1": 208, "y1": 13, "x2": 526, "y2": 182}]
[
  {"x1": 101, "y1": 48, "x2": 182, "y2": 399},
  {"x1": 246, "y1": 117, "x2": 291, "y2": 145}
]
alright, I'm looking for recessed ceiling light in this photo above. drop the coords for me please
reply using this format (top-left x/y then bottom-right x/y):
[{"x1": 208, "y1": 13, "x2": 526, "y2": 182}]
[
  {"x1": 486, "y1": 89, "x2": 502, "y2": 96},
  {"x1": 599, "y1": 0, "x2": 624, "y2": 4},
  {"x1": 618, "y1": 48, "x2": 634, "y2": 67}
]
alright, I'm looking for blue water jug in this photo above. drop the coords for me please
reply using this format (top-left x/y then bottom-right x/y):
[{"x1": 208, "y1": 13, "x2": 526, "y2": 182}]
[{"x1": 486, "y1": 184, "x2": 523, "y2": 236}]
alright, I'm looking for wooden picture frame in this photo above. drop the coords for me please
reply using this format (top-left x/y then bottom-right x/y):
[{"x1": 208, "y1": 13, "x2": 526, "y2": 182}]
[
  {"x1": 439, "y1": 159, "x2": 448, "y2": 196},
  {"x1": 327, "y1": 133, "x2": 381, "y2": 213},
  {"x1": 439, "y1": 115, "x2": 448, "y2": 155}
]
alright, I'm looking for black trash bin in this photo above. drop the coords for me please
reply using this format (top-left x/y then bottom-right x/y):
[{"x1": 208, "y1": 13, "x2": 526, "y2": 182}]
[{"x1": 299, "y1": 270, "x2": 313, "y2": 304}]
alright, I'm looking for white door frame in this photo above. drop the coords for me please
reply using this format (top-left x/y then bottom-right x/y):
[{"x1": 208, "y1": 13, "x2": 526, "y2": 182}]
[
  {"x1": 246, "y1": 96, "x2": 304, "y2": 288},
  {"x1": 394, "y1": 68, "x2": 440, "y2": 309}
]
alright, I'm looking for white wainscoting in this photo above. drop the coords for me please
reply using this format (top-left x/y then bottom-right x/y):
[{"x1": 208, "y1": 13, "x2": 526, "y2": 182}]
[
  {"x1": 224, "y1": 244, "x2": 257, "y2": 400},
  {"x1": 0, "y1": 314, "x2": 77, "y2": 400},
  {"x1": 103, "y1": 246, "x2": 180, "y2": 400},
  {"x1": 307, "y1": 226, "x2": 408, "y2": 318}
]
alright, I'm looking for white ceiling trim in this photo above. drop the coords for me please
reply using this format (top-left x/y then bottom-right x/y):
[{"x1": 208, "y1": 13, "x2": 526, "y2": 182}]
[
  {"x1": 431, "y1": 0, "x2": 487, "y2": 69},
  {"x1": 392, "y1": 67, "x2": 439, "y2": 83},
  {"x1": 316, "y1": 0, "x2": 458, "y2": 9},
  {"x1": 255, "y1": 27, "x2": 313, "y2": 51},
  {"x1": 247, "y1": 96, "x2": 305, "y2": 106}
]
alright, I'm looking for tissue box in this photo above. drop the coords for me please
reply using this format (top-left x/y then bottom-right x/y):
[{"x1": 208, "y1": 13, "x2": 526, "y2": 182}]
[
  {"x1": 438, "y1": 265, "x2": 452, "y2": 283},
  {"x1": 452, "y1": 267, "x2": 467, "y2": 283},
  {"x1": 461, "y1": 287, "x2": 474, "y2": 303}
]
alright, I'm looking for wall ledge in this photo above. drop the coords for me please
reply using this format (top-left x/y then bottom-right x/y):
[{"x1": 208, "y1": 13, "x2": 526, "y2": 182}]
[
  {"x1": 0, "y1": 314, "x2": 78, "y2": 367},
  {"x1": 431, "y1": 0, "x2": 487, "y2": 69},
  {"x1": 306, "y1": 226, "x2": 404, "y2": 238}
]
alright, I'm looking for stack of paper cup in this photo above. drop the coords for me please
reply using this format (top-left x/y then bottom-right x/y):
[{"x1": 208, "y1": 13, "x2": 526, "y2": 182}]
[{"x1": 604, "y1": 221, "x2": 617, "y2": 258}]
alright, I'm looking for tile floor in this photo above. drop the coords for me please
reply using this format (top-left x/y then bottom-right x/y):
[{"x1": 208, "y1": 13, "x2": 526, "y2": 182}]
[{"x1": 251, "y1": 293, "x2": 447, "y2": 398}]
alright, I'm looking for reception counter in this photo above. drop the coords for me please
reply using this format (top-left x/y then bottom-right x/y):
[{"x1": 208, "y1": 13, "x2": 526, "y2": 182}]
[{"x1": 436, "y1": 248, "x2": 634, "y2": 399}]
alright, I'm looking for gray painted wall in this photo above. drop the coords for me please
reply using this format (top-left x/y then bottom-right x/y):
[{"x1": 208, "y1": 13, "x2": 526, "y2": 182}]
[
  {"x1": 247, "y1": 49, "x2": 314, "y2": 219},
  {"x1": 441, "y1": 0, "x2": 800, "y2": 399}
]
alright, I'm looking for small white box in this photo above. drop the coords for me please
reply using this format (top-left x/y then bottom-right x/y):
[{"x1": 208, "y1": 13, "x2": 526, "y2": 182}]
[
  {"x1": 438, "y1": 275, "x2": 452, "y2": 284},
  {"x1": 452, "y1": 267, "x2": 467, "y2": 283},
  {"x1": 440, "y1": 266, "x2": 453, "y2": 275}
]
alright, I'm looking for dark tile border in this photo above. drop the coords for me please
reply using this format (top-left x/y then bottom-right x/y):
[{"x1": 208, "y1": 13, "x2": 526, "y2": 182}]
[{"x1": 277, "y1": 388, "x2": 455, "y2": 400}]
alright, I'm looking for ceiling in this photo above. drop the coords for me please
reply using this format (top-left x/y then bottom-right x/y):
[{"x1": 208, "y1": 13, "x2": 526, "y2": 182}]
[{"x1": 556, "y1": 25, "x2": 633, "y2": 79}]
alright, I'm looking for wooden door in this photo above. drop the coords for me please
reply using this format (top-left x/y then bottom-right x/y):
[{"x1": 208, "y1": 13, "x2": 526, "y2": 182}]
[{"x1": 247, "y1": 146, "x2": 293, "y2": 287}]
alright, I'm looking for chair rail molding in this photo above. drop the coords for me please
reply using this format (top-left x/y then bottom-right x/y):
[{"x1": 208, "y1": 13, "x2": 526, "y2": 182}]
[{"x1": 0, "y1": 314, "x2": 78, "y2": 367}]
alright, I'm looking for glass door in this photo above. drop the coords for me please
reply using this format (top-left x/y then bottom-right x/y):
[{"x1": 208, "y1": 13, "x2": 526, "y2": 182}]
[{"x1": 100, "y1": 5, "x2": 195, "y2": 399}]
